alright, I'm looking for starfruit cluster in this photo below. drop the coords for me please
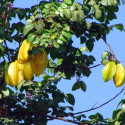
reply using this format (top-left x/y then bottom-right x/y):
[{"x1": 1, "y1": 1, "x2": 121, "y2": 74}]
[
  {"x1": 102, "y1": 61, "x2": 125, "y2": 87},
  {"x1": 101, "y1": 51, "x2": 125, "y2": 87},
  {"x1": 5, "y1": 39, "x2": 48, "y2": 87}
]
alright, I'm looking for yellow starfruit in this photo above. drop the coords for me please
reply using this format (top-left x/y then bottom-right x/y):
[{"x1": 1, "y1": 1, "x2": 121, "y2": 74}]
[
  {"x1": 30, "y1": 59, "x2": 48, "y2": 76},
  {"x1": 18, "y1": 39, "x2": 31, "y2": 64},
  {"x1": 113, "y1": 63, "x2": 125, "y2": 87},
  {"x1": 5, "y1": 60, "x2": 24, "y2": 86},
  {"x1": 31, "y1": 49, "x2": 48, "y2": 65},
  {"x1": 30, "y1": 49, "x2": 48, "y2": 76},
  {"x1": 23, "y1": 61, "x2": 34, "y2": 80},
  {"x1": 102, "y1": 61, "x2": 116, "y2": 82}
]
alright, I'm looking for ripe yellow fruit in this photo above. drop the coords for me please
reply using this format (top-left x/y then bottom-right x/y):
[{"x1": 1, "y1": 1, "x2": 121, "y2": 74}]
[
  {"x1": 30, "y1": 49, "x2": 48, "y2": 76},
  {"x1": 30, "y1": 59, "x2": 48, "y2": 76},
  {"x1": 102, "y1": 61, "x2": 116, "y2": 82},
  {"x1": 17, "y1": 39, "x2": 48, "y2": 77},
  {"x1": 113, "y1": 63, "x2": 125, "y2": 87},
  {"x1": 18, "y1": 39, "x2": 31, "y2": 64},
  {"x1": 5, "y1": 60, "x2": 24, "y2": 86},
  {"x1": 23, "y1": 61, "x2": 34, "y2": 80},
  {"x1": 31, "y1": 49, "x2": 47, "y2": 65}
]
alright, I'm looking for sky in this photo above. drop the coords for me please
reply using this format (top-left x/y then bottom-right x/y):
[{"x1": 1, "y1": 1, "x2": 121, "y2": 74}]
[{"x1": 12, "y1": 0, "x2": 125, "y2": 125}]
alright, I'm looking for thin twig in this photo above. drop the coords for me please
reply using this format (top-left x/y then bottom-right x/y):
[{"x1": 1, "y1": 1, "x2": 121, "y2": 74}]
[
  {"x1": 74, "y1": 87, "x2": 125, "y2": 115},
  {"x1": 105, "y1": 41, "x2": 119, "y2": 62},
  {"x1": 4, "y1": 40, "x2": 10, "y2": 62},
  {"x1": 88, "y1": 64, "x2": 102, "y2": 69}
]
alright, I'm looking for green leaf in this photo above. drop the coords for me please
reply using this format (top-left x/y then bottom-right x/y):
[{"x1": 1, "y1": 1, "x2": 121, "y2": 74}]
[
  {"x1": 17, "y1": 80, "x2": 25, "y2": 91},
  {"x1": 83, "y1": 5, "x2": 91, "y2": 15},
  {"x1": 23, "y1": 23, "x2": 34, "y2": 36},
  {"x1": 0, "y1": 26, "x2": 5, "y2": 35},
  {"x1": 0, "y1": 38, "x2": 4, "y2": 44},
  {"x1": 34, "y1": 23, "x2": 42, "y2": 34},
  {"x1": 16, "y1": 9, "x2": 26, "y2": 20},
  {"x1": 101, "y1": 0, "x2": 118, "y2": 6},
  {"x1": 85, "y1": 21, "x2": 92, "y2": 30},
  {"x1": 0, "y1": 94, "x2": 2, "y2": 99},
  {"x1": 57, "y1": 39, "x2": 64, "y2": 45},
  {"x1": 72, "y1": 82, "x2": 80, "y2": 91},
  {"x1": 80, "y1": 36, "x2": 86, "y2": 44},
  {"x1": 73, "y1": 3, "x2": 82, "y2": 10},
  {"x1": 6, "y1": 87, "x2": 14, "y2": 95},
  {"x1": 70, "y1": 4, "x2": 76, "y2": 11},
  {"x1": 64, "y1": 0, "x2": 74, "y2": 5},
  {"x1": 54, "y1": 42, "x2": 60, "y2": 48},
  {"x1": 117, "y1": 110, "x2": 124, "y2": 120},
  {"x1": 50, "y1": 32, "x2": 58, "y2": 40},
  {"x1": 27, "y1": 33, "x2": 35, "y2": 43},
  {"x1": 80, "y1": 81, "x2": 86, "y2": 92},
  {"x1": 61, "y1": 3, "x2": 68, "y2": 8},
  {"x1": 65, "y1": 93, "x2": 75, "y2": 105},
  {"x1": 23, "y1": 80, "x2": 34, "y2": 86},
  {"x1": 86, "y1": 40, "x2": 94, "y2": 52},
  {"x1": 115, "y1": 121, "x2": 121, "y2": 125},
  {"x1": 32, "y1": 36, "x2": 40, "y2": 44},
  {"x1": 62, "y1": 31, "x2": 71, "y2": 39},
  {"x1": 25, "y1": 19, "x2": 32, "y2": 23},
  {"x1": 80, "y1": 47, "x2": 88, "y2": 52},
  {"x1": 30, "y1": 15, "x2": 35, "y2": 21},
  {"x1": 95, "y1": 8, "x2": 102, "y2": 20},
  {"x1": 116, "y1": 99, "x2": 125, "y2": 109},
  {"x1": 63, "y1": 9, "x2": 72, "y2": 20},
  {"x1": 115, "y1": 24, "x2": 124, "y2": 31},
  {"x1": 2, "y1": 89, "x2": 9, "y2": 97},
  {"x1": 88, "y1": 55, "x2": 96, "y2": 64},
  {"x1": 108, "y1": 0, "x2": 118, "y2": 6},
  {"x1": 101, "y1": 0, "x2": 108, "y2": 6},
  {"x1": 112, "y1": 109, "x2": 122, "y2": 119},
  {"x1": 72, "y1": 10, "x2": 84, "y2": 22},
  {"x1": 45, "y1": 3, "x2": 51, "y2": 8},
  {"x1": 5, "y1": 33, "x2": 12, "y2": 42},
  {"x1": 42, "y1": 33, "x2": 50, "y2": 39},
  {"x1": 59, "y1": 34, "x2": 68, "y2": 42},
  {"x1": 0, "y1": 45, "x2": 5, "y2": 56}
]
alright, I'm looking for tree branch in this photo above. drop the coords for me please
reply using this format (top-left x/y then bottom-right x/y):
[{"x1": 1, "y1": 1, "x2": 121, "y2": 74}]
[
  {"x1": 48, "y1": 64, "x2": 102, "y2": 70},
  {"x1": 74, "y1": 87, "x2": 125, "y2": 115},
  {"x1": 46, "y1": 115, "x2": 90, "y2": 125},
  {"x1": 4, "y1": 40, "x2": 10, "y2": 62}
]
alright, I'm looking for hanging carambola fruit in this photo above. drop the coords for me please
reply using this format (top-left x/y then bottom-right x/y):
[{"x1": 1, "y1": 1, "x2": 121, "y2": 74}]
[
  {"x1": 18, "y1": 39, "x2": 31, "y2": 64},
  {"x1": 5, "y1": 39, "x2": 48, "y2": 87},
  {"x1": 113, "y1": 63, "x2": 125, "y2": 87},
  {"x1": 5, "y1": 60, "x2": 24, "y2": 86},
  {"x1": 18, "y1": 39, "x2": 48, "y2": 77},
  {"x1": 102, "y1": 61, "x2": 116, "y2": 82},
  {"x1": 102, "y1": 61, "x2": 125, "y2": 87},
  {"x1": 23, "y1": 61, "x2": 34, "y2": 81}
]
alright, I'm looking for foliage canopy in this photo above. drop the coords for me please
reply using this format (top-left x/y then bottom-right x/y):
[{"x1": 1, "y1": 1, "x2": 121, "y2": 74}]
[{"x1": 0, "y1": 0, "x2": 125, "y2": 124}]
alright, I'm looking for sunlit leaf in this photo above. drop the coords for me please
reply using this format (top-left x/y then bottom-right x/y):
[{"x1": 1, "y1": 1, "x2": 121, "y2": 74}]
[
  {"x1": 23, "y1": 23, "x2": 34, "y2": 36},
  {"x1": 62, "y1": 31, "x2": 71, "y2": 39},
  {"x1": 64, "y1": 0, "x2": 74, "y2": 5},
  {"x1": 27, "y1": 33, "x2": 35, "y2": 43}
]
